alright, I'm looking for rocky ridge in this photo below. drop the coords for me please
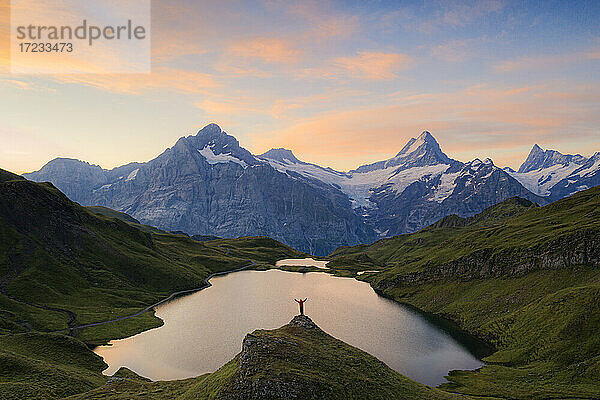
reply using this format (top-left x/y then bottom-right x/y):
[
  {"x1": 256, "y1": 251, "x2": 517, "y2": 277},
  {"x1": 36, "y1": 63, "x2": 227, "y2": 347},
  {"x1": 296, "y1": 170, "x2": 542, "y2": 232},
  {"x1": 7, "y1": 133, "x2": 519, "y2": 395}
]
[{"x1": 25, "y1": 124, "x2": 598, "y2": 254}]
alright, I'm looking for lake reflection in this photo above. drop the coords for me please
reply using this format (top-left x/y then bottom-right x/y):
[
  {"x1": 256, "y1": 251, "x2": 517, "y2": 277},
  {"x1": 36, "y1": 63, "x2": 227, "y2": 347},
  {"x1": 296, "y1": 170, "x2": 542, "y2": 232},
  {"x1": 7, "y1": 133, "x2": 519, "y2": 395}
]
[{"x1": 94, "y1": 269, "x2": 484, "y2": 386}]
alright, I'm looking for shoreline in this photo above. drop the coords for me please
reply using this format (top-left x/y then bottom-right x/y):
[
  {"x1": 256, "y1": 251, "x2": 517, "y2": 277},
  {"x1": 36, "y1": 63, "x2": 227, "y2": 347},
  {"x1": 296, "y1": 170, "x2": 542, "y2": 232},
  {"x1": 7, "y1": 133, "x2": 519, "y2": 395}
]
[{"x1": 50, "y1": 260, "x2": 257, "y2": 337}]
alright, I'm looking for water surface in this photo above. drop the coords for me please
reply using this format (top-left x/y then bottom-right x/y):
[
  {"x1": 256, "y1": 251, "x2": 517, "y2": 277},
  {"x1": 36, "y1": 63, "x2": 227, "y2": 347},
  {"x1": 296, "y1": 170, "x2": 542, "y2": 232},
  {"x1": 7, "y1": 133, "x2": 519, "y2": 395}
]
[{"x1": 95, "y1": 269, "x2": 485, "y2": 386}]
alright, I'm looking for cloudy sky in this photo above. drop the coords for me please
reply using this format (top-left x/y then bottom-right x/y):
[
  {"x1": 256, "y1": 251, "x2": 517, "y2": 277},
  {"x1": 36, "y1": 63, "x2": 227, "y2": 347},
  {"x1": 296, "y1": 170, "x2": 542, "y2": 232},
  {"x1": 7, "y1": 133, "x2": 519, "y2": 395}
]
[{"x1": 1, "y1": 0, "x2": 599, "y2": 173}]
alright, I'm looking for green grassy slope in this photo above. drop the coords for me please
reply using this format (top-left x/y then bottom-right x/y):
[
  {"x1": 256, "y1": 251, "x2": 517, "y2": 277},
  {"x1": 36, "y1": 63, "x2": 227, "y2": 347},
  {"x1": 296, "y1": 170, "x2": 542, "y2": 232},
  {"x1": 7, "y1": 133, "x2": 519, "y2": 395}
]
[
  {"x1": 86, "y1": 206, "x2": 141, "y2": 224},
  {"x1": 67, "y1": 316, "x2": 469, "y2": 400},
  {"x1": 0, "y1": 178, "x2": 305, "y2": 340},
  {"x1": 86, "y1": 205, "x2": 170, "y2": 234},
  {"x1": 0, "y1": 173, "x2": 305, "y2": 399},
  {"x1": 328, "y1": 187, "x2": 600, "y2": 399},
  {"x1": 0, "y1": 168, "x2": 25, "y2": 183},
  {"x1": 0, "y1": 333, "x2": 107, "y2": 400}
]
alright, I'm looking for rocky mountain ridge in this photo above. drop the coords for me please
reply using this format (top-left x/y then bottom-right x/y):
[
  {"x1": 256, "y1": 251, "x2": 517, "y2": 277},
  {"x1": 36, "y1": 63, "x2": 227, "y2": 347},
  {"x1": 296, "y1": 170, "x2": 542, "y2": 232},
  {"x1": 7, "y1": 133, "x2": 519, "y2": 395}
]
[
  {"x1": 24, "y1": 124, "x2": 596, "y2": 254},
  {"x1": 507, "y1": 144, "x2": 600, "y2": 199}
]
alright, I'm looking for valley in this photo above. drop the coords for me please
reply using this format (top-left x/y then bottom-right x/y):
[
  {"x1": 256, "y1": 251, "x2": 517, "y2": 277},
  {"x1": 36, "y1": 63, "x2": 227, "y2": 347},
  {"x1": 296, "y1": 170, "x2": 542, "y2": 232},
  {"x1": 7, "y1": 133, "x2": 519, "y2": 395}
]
[{"x1": 2, "y1": 167, "x2": 599, "y2": 398}]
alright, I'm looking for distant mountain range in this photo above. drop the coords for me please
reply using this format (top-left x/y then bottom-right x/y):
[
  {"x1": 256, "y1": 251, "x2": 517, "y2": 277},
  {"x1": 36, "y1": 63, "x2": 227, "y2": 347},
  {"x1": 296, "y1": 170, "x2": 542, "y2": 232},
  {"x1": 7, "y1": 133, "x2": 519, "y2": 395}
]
[
  {"x1": 24, "y1": 124, "x2": 599, "y2": 255},
  {"x1": 504, "y1": 144, "x2": 600, "y2": 200}
]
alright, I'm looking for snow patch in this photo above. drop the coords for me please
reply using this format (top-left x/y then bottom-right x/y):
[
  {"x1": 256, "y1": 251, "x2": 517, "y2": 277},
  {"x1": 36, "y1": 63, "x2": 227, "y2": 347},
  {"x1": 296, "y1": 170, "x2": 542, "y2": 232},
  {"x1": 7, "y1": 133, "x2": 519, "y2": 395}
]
[
  {"x1": 261, "y1": 155, "x2": 451, "y2": 209},
  {"x1": 430, "y1": 171, "x2": 460, "y2": 203},
  {"x1": 508, "y1": 163, "x2": 581, "y2": 196},
  {"x1": 198, "y1": 145, "x2": 248, "y2": 168},
  {"x1": 578, "y1": 158, "x2": 600, "y2": 178},
  {"x1": 125, "y1": 168, "x2": 139, "y2": 181}
]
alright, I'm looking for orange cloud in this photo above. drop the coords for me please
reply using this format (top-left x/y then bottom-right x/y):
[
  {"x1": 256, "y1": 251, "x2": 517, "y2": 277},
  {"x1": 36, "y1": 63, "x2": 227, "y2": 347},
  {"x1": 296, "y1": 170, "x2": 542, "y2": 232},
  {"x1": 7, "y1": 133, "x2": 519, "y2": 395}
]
[
  {"x1": 264, "y1": 0, "x2": 359, "y2": 41},
  {"x1": 214, "y1": 63, "x2": 272, "y2": 78},
  {"x1": 228, "y1": 37, "x2": 301, "y2": 64},
  {"x1": 251, "y1": 83, "x2": 600, "y2": 171},
  {"x1": 54, "y1": 67, "x2": 218, "y2": 95},
  {"x1": 587, "y1": 50, "x2": 600, "y2": 60},
  {"x1": 333, "y1": 51, "x2": 412, "y2": 80}
]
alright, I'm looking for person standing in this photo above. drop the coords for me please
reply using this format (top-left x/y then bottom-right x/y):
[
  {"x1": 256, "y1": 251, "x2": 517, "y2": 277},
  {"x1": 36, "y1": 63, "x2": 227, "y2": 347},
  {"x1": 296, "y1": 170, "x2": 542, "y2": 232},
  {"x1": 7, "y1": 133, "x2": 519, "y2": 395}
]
[{"x1": 294, "y1": 298, "x2": 307, "y2": 315}]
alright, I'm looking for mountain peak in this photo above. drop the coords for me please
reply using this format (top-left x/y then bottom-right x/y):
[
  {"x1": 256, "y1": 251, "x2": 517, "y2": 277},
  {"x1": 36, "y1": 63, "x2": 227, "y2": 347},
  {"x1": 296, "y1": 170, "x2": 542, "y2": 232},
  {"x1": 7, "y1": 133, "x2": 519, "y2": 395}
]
[
  {"x1": 352, "y1": 130, "x2": 453, "y2": 173},
  {"x1": 195, "y1": 123, "x2": 222, "y2": 137},
  {"x1": 187, "y1": 123, "x2": 239, "y2": 150},
  {"x1": 397, "y1": 131, "x2": 440, "y2": 156},
  {"x1": 418, "y1": 130, "x2": 434, "y2": 141},
  {"x1": 259, "y1": 148, "x2": 301, "y2": 164},
  {"x1": 518, "y1": 144, "x2": 587, "y2": 173}
]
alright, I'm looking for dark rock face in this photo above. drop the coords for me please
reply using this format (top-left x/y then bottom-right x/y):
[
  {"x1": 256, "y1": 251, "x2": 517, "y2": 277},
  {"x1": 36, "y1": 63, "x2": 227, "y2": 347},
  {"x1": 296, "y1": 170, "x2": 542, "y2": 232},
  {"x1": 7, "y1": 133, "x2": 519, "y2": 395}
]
[
  {"x1": 25, "y1": 125, "x2": 374, "y2": 256},
  {"x1": 259, "y1": 148, "x2": 302, "y2": 164},
  {"x1": 376, "y1": 230, "x2": 600, "y2": 291}
]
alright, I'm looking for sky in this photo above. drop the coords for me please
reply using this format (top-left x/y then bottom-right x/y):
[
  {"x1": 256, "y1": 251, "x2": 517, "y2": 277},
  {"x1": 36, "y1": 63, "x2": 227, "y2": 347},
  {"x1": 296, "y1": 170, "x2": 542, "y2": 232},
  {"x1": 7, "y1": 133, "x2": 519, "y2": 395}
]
[{"x1": 1, "y1": 0, "x2": 599, "y2": 174}]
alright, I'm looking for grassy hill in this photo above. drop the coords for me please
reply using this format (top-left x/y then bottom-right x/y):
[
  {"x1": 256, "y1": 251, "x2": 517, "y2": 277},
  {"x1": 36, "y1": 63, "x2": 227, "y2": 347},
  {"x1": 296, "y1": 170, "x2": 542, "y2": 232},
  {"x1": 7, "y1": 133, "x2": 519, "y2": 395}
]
[
  {"x1": 0, "y1": 169, "x2": 306, "y2": 399},
  {"x1": 328, "y1": 186, "x2": 600, "y2": 399},
  {"x1": 0, "y1": 169, "x2": 25, "y2": 183},
  {"x1": 86, "y1": 206, "x2": 142, "y2": 224},
  {"x1": 66, "y1": 316, "x2": 466, "y2": 400},
  {"x1": 0, "y1": 175, "x2": 305, "y2": 341}
]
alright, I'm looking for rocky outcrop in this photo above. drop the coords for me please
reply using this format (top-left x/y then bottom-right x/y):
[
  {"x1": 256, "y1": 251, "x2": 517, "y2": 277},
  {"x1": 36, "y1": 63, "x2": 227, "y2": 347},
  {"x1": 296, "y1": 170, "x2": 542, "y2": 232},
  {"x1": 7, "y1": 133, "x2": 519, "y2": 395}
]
[
  {"x1": 227, "y1": 316, "x2": 326, "y2": 400},
  {"x1": 216, "y1": 315, "x2": 455, "y2": 400}
]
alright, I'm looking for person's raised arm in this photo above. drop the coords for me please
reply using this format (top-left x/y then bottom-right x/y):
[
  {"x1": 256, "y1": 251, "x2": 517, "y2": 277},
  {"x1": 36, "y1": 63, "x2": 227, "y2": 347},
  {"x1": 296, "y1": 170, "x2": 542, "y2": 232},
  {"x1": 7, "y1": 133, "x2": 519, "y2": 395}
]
[
  {"x1": 303, "y1": 298, "x2": 307, "y2": 302},
  {"x1": 294, "y1": 299, "x2": 299, "y2": 303}
]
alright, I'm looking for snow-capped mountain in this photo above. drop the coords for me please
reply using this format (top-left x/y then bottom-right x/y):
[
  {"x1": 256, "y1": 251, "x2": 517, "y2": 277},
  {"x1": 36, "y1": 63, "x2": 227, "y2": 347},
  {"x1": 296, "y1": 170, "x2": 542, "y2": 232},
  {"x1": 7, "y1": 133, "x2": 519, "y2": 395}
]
[
  {"x1": 507, "y1": 145, "x2": 599, "y2": 199},
  {"x1": 366, "y1": 156, "x2": 545, "y2": 236},
  {"x1": 351, "y1": 131, "x2": 454, "y2": 173},
  {"x1": 259, "y1": 131, "x2": 459, "y2": 210},
  {"x1": 250, "y1": 129, "x2": 546, "y2": 237},
  {"x1": 27, "y1": 124, "x2": 587, "y2": 255},
  {"x1": 517, "y1": 144, "x2": 586, "y2": 173},
  {"x1": 25, "y1": 124, "x2": 374, "y2": 255}
]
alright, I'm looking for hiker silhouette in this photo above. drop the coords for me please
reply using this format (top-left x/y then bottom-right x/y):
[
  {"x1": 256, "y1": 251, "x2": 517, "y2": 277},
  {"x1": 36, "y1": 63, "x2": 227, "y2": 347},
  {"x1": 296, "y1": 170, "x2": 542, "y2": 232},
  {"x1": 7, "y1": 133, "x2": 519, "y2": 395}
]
[{"x1": 294, "y1": 298, "x2": 307, "y2": 315}]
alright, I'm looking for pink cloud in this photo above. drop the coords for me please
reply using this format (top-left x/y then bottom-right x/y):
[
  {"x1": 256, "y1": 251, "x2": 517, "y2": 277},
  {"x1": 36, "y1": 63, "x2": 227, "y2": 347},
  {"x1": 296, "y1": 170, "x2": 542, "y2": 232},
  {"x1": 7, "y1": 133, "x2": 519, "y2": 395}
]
[
  {"x1": 333, "y1": 51, "x2": 412, "y2": 80},
  {"x1": 54, "y1": 67, "x2": 218, "y2": 95},
  {"x1": 251, "y1": 83, "x2": 600, "y2": 170},
  {"x1": 228, "y1": 37, "x2": 302, "y2": 64}
]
